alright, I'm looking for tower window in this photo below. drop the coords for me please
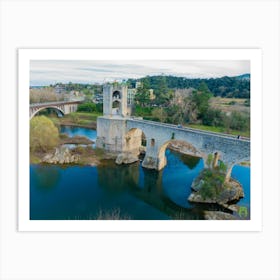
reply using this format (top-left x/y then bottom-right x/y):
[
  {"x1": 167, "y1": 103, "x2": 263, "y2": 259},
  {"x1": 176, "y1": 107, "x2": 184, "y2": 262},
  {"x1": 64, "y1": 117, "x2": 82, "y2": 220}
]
[{"x1": 112, "y1": 91, "x2": 121, "y2": 99}]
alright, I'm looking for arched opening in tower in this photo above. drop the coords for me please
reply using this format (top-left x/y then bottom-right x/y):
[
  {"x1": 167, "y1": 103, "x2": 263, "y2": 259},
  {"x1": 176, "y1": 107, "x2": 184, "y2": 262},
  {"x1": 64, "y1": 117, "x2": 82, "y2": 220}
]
[
  {"x1": 112, "y1": 90, "x2": 121, "y2": 99},
  {"x1": 112, "y1": 100, "x2": 121, "y2": 115}
]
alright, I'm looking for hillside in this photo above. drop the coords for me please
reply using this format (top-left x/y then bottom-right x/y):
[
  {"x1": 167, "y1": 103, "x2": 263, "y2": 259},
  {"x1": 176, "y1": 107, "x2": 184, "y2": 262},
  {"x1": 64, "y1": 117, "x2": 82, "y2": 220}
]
[{"x1": 127, "y1": 74, "x2": 250, "y2": 99}]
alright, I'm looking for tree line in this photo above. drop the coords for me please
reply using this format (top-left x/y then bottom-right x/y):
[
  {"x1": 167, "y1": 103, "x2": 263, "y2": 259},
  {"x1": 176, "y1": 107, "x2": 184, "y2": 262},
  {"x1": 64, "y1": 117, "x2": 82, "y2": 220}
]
[{"x1": 127, "y1": 74, "x2": 250, "y2": 99}]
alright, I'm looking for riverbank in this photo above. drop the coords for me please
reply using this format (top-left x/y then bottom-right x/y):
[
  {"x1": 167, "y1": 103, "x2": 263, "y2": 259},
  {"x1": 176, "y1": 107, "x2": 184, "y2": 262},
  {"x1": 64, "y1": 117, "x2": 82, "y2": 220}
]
[
  {"x1": 49, "y1": 112, "x2": 100, "y2": 129},
  {"x1": 30, "y1": 127, "x2": 118, "y2": 166},
  {"x1": 31, "y1": 145, "x2": 106, "y2": 166}
]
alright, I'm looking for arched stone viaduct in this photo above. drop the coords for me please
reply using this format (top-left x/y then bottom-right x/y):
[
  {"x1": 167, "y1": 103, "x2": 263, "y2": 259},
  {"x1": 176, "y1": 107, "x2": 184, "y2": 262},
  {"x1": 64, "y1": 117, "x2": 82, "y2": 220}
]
[
  {"x1": 96, "y1": 116, "x2": 250, "y2": 178},
  {"x1": 29, "y1": 101, "x2": 81, "y2": 119}
]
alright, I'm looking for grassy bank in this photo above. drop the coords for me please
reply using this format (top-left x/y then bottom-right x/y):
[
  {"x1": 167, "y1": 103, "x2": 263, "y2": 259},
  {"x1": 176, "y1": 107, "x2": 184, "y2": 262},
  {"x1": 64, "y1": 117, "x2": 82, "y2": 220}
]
[
  {"x1": 187, "y1": 124, "x2": 250, "y2": 138},
  {"x1": 49, "y1": 112, "x2": 102, "y2": 129}
]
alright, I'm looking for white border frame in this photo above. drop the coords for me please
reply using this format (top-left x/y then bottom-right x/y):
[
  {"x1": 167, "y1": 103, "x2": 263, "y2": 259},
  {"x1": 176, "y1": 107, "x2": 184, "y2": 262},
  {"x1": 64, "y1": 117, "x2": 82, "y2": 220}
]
[{"x1": 18, "y1": 48, "x2": 262, "y2": 231}]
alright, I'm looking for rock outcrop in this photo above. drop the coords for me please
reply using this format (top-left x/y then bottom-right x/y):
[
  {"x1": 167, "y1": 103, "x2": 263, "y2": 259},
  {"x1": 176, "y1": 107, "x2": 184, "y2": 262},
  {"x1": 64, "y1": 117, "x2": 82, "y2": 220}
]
[
  {"x1": 188, "y1": 178, "x2": 244, "y2": 205},
  {"x1": 43, "y1": 147, "x2": 80, "y2": 164},
  {"x1": 115, "y1": 152, "x2": 139, "y2": 165}
]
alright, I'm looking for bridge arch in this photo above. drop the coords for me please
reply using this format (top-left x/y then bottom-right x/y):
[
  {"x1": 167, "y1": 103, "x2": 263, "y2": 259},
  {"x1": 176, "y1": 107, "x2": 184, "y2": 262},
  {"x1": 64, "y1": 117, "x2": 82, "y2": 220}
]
[
  {"x1": 150, "y1": 139, "x2": 205, "y2": 171},
  {"x1": 30, "y1": 106, "x2": 65, "y2": 119},
  {"x1": 223, "y1": 156, "x2": 250, "y2": 181},
  {"x1": 158, "y1": 139, "x2": 204, "y2": 162}
]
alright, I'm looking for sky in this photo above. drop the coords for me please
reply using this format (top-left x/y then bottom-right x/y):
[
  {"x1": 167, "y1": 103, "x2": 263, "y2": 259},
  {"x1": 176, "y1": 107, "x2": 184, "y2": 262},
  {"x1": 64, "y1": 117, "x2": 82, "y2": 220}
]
[{"x1": 30, "y1": 60, "x2": 250, "y2": 86}]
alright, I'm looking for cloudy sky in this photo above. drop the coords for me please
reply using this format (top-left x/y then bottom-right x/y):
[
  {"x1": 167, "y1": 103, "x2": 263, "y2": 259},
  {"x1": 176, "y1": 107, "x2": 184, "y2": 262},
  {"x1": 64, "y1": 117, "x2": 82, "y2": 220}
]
[{"x1": 30, "y1": 60, "x2": 250, "y2": 86}]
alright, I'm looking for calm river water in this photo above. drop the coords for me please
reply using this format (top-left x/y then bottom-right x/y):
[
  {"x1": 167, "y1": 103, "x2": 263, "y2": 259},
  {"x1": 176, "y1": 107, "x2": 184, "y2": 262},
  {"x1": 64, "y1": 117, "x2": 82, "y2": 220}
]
[{"x1": 30, "y1": 126, "x2": 250, "y2": 220}]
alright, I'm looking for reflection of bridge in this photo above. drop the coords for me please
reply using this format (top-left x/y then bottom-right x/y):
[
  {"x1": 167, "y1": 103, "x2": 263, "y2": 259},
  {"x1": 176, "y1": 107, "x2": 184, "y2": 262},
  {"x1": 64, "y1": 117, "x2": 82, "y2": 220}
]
[
  {"x1": 96, "y1": 84, "x2": 250, "y2": 180},
  {"x1": 29, "y1": 100, "x2": 82, "y2": 119},
  {"x1": 96, "y1": 161, "x2": 205, "y2": 219}
]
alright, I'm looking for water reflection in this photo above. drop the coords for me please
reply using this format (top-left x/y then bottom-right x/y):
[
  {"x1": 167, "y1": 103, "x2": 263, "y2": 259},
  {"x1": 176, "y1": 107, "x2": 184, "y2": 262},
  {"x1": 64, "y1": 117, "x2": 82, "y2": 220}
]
[
  {"x1": 178, "y1": 153, "x2": 201, "y2": 170},
  {"x1": 97, "y1": 160, "x2": 139, "y2": 193},
  {"x1": 32, "y1": 165, "x2": 61, "y2": 191}
]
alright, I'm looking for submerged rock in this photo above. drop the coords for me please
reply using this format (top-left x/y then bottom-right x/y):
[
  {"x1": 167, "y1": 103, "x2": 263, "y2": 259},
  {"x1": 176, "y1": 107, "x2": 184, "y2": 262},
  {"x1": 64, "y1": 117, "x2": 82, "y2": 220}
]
[
  {"x1": 43, "y1": 147, "x2": 80, "y2": 164},
  {"x1": 115, "y1": 153, "x2": 139, "y2": 165}
]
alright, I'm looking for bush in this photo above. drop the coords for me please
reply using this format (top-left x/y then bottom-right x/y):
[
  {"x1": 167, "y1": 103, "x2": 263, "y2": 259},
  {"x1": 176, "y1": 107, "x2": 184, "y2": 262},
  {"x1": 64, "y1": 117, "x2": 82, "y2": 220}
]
[
  {"x1": 229, "y1": 111, "x2": 249, "y2": 131},
  {"x1": 95, "y1": 103, "x2": 103, "y2": 113},
  {"x1": 202, "y1": 108, "x2": 225, "y2": 127},
  {"x1": 199, "y1": 169, "x2": 225, "y2": 200},
  {"x1": 77, "y1": 102, "x2": 97, "y2": 112},
  {"x1": 30, "y1": 116, "x2": 59, "y2": 152},
  {"x1": 134, "y1": 105, "x2": 153, "y2": 116}
]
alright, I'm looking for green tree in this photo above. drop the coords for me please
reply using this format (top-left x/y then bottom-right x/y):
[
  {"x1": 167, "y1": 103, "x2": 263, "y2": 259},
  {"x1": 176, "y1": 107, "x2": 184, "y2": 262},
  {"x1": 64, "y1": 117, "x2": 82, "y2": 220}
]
[
  {"x1": 154, "y1": 76, "x2": 172, "y2": 105},
  {"x1": 77, "y1": 102, "x2": 97, "y2": 112},
  {"x1": 134, "y1": 81, "x2": 151, "y2": 106},
  {"x1": 202, "y1": 108, "x2": 225, "y2": 127},
  {"x1": 229, "y1": 111, "x2": 249, "y2": 131},
  {"x1": 191, "y1": 82, "x2": 212, "y2": 119},
  {"x1": 30, "y1": 116, "x2": 59, "y2": 152}
]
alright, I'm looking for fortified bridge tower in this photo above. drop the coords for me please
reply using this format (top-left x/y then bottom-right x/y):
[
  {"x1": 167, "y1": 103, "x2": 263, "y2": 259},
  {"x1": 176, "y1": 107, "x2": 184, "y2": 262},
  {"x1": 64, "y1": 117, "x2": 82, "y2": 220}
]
[{"x1": 96, "y1": 84, "x2": 139, "y2": 153}]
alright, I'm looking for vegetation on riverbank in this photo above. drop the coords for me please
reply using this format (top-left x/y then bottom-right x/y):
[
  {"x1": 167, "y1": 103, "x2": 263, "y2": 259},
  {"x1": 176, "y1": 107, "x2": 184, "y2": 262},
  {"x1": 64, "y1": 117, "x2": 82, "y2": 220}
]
[
  {"x1": 30, "y1": 115, "x2": 100, "y2": 165},
  {"x1": 188, "y1": 154, "x2": 244, "y2": 212},
  {"x1": 49, "y1": 112, "x2": 101, "y2": 129},
  {"x1": 133, "y1": 81, "x2": 250, "y2": 137},
  {"x1": 30, "y1": 116, "x2": 59, "y2": 153}
]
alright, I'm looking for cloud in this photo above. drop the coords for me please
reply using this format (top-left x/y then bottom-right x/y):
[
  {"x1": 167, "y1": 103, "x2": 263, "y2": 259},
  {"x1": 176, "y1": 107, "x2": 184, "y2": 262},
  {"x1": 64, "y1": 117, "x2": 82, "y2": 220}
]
[{"x1": 30, "y1": 60, "x2": 250, "y2": 86}]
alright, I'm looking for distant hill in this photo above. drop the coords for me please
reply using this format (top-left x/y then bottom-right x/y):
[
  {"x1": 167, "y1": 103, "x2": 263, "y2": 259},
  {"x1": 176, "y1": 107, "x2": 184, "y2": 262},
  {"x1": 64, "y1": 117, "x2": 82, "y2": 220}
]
[
  {"x1": 128, "y1": 74, "x2": 250, "y2": 99},
  {"x1": 236, "y1": 73, "x2": 250, "y2": 80}
]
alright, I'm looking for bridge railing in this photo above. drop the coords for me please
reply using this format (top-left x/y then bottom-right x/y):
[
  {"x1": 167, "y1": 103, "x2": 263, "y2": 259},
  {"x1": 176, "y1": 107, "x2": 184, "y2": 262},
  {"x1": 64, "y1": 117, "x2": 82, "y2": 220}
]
[
  {"x1": 30, "y1": 100, "x2": 82, "y2": 107},
  {"x1": 128, "y1": 118, "x2": 250, "y2": 142}
]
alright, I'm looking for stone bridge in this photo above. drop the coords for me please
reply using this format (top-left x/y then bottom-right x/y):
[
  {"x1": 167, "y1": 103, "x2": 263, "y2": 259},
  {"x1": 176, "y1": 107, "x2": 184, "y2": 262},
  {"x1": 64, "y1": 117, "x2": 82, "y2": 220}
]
[
  {"x1": 96, "y1": 116, "x2": 250, "y2": 179},
  {"x1": 29, "y1": 100, "x2": 81, "y2": 119}
]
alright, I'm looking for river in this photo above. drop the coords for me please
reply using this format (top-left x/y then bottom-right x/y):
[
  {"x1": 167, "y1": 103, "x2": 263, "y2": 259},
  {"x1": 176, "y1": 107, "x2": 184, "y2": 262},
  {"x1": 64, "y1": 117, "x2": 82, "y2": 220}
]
[{"x1": 30, "y1": 126, "x2": 250, "y2": 220}]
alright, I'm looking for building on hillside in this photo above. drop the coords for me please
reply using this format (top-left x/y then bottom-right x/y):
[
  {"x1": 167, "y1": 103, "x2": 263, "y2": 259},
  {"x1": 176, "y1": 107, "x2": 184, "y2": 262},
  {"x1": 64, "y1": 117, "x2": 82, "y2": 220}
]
[
  {"x1": 149, "y1": 89, "x2": 155, "y2": 100},
  {"x1": 135, "y1": 81, "x2": 142, "y2": 89},
  {"x1": 127, "y1": 83, "x2": 155, "y2": 105},
  {"x1": 92, "y1": 93, "x2": 103, "y2": 104},
  {"x1": 127, "y1": 88, "x2": 137, "y2": 105},
  {"x1": 54, "y1": 84, "x2": 66, "y2": 94}
]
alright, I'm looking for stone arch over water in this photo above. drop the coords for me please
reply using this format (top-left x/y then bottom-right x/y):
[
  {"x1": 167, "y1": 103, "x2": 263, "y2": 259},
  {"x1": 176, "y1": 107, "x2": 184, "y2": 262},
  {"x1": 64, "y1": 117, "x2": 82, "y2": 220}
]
[
  {"x1": 30, "y1": 106, "x2": 65, "y2": 119},
  {"x1": 153, "y1": 139, "x2": 206, "y2": 171}
]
